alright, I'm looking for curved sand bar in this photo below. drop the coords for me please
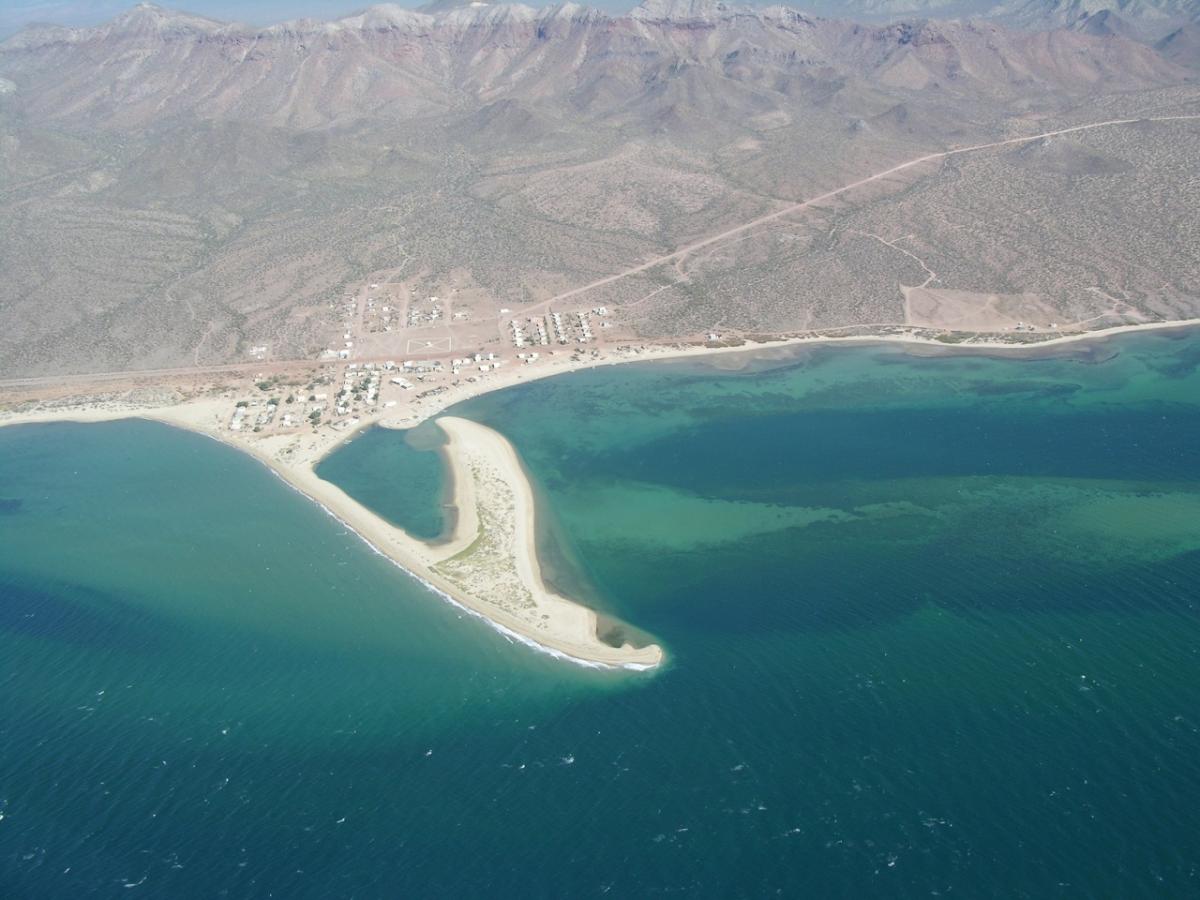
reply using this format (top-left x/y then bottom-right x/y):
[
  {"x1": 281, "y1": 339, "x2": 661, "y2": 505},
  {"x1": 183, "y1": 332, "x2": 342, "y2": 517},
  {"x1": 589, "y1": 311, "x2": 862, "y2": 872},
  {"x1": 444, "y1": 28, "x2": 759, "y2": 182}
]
[
  {"x1": 7, "y1": 318, "x2": 1200, "y2": 668},
  {"x1": 0, "y1": 400, "x2": 663, "y2": 667},
  {"x1": 268, "y1": 415, "x2": 663, "y2": 668}
]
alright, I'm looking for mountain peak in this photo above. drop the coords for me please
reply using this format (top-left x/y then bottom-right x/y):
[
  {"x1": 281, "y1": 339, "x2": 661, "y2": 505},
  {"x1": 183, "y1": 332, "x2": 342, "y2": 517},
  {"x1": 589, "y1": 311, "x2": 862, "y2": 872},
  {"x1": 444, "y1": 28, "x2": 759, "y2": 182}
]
[
  {"x1": 992, "y1": 0, "x2": 1200, "y2": 33},
  {"x1": 333, "y1": 4, "x2": 429, "y2": 30},
  {"x1": 631, "y1": 0, "x2": 745, "y2": 22},
  {"x1": 108, "y1": 2, "x2": 228, "y2": 34},
  {"x1": 419, "y1": 0, "x2": 499, "y2": 12}
]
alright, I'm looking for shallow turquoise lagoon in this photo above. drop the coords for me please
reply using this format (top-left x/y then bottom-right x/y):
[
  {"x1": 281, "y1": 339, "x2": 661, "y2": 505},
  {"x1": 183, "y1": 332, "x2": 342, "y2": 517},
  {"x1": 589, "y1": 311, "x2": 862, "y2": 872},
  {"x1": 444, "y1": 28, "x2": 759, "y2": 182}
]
[{"x1": 2, "y1": 330, "x2": 1200, "y2": 897}]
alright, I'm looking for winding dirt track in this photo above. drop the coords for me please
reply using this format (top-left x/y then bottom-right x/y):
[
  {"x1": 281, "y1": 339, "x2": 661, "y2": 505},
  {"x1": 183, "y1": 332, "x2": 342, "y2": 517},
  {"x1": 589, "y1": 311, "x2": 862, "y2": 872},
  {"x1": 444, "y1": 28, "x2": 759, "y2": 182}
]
[{"x1": 3, "y1": 113, "x2": 1198, "y2": 390}]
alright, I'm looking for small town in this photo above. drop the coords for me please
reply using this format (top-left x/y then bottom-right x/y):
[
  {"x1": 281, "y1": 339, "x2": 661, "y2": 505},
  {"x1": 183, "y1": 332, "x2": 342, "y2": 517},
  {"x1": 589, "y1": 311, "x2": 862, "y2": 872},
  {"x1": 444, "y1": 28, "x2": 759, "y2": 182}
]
[{"x1": 205, "y1": 271, "x2": 647, "y2": 441}]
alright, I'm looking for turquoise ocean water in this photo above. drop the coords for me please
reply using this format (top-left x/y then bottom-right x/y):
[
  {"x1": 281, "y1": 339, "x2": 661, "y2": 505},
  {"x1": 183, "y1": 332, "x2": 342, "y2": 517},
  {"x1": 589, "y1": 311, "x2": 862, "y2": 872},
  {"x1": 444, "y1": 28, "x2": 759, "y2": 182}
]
[{"x1": 2, "y1": 330, "x2": 1200, "y2": 897}]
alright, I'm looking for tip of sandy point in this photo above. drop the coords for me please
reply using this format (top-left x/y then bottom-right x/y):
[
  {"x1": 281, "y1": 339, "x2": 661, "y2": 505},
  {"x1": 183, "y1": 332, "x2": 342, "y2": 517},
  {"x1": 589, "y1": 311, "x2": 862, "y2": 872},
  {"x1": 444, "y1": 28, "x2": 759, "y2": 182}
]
[{"x1": 624, "y1": 642, "x2": 666, "y2": 670}]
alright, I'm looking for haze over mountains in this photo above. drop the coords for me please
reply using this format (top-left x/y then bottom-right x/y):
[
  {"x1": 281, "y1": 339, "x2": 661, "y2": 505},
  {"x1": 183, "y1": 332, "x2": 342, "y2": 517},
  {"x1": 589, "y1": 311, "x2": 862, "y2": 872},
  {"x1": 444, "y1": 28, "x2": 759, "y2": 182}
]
[
  {"x1": 4, "y1": 1, "x2": 1190, "y2": 126},
  {"x1": 0, "y1": 1, "x2": 1197, "y2": 375}
]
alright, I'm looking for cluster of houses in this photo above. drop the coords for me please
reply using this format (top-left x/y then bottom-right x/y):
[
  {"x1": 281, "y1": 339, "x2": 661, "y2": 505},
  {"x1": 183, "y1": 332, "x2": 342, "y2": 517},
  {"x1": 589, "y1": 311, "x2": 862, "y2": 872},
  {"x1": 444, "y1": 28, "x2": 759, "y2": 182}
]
[
  {"x1": 327, "y1": 296, "x2": 357, "y2": 358},
  {"x1": 335, "y1": 366, "x2": 381, "y2": 416},
  {"x1": 450, "y1": 352, "x2": 501, "y2": 375},
  {"x1": 576, "y1": 310, "x2": 594, "y2": 342},
  {"x1": 510, "y1": 316, "x2": 551, "y2": 348},
  {"x1": 513, "y1": 307, "x2": 608, "y2": 349},
  {"x1": 394, "y1": 358, "x2": 444, "y2": 376},
  {"x1": 229, "y1": 339, "x2": 529, "y2": 438},
  {"x1": 229, "y1": 399, "x2": 278, "y2": 432},
  {"x1": 365, "y1": 293, "x2": 395, "y2": 334},
  {"x1": 408, "y1": 296, "x2": 443, "y2": 327}
]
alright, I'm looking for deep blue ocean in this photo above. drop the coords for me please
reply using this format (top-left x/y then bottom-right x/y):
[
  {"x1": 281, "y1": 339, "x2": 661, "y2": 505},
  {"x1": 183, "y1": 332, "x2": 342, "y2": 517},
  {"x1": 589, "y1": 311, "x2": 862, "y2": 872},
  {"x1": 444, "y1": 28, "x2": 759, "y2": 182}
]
[{"x1": 2, "y1": 330, "x2": 1199, "y2": 897}]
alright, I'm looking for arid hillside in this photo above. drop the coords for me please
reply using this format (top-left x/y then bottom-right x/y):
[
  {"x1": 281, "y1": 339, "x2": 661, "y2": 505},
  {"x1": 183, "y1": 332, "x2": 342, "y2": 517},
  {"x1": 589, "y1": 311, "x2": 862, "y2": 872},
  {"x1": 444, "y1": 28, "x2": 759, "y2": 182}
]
[{"x1": 0, "y1": 1, "x2": 1197, "y2": 376}]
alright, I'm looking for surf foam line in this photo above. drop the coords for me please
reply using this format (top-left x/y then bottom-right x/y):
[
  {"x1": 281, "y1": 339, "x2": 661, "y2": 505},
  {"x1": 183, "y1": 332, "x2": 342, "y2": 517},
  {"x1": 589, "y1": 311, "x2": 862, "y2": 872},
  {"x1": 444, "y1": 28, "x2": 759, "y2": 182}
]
[{"x1": 260, "y1": 462, "x2": 655, "y2": 672}]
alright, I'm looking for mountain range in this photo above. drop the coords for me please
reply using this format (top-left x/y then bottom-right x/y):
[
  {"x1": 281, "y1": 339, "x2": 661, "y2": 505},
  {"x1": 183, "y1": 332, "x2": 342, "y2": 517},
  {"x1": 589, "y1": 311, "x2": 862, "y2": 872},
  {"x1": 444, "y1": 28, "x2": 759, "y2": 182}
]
[{"x1": 0, "y1": 1, "x2": 1197, "y2": 375}]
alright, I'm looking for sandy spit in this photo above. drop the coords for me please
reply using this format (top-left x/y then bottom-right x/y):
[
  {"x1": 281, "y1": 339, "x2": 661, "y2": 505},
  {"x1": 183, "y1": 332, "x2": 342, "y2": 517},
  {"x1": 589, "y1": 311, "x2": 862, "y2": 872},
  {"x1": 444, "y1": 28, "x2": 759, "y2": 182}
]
[{"x1": 4, "y1": 317, "x2": 1200, "y2": 668}]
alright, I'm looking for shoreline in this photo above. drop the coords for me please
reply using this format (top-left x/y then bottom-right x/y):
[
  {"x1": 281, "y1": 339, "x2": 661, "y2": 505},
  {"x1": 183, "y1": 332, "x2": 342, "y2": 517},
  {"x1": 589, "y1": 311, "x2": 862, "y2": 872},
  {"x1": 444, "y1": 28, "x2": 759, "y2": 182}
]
[
  {"x1": 3, "y1": 317, "x2": 1199, "y2": 668},
  {"x1": 237, "y1": 415, "x2": 665, "y2": 668},
  {"x1": 263, "y1": 450, "x2": 659, "y2": 671},
  {"x1": 369, "y1": 317, "x2": 1200, "y2": 435},
  {"x1": 0, "y1": 395, "x2": 666, "y2": 670},
  {"x1": 434, "y1": 416, "x2": 663, "y2": 668}
]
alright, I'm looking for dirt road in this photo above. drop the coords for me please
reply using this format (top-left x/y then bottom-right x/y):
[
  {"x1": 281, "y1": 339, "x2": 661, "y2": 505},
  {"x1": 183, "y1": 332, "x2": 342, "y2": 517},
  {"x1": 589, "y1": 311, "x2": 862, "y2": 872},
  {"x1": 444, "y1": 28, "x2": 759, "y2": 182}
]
[
  {"x1": 3, "y1": 113, "x2": 1197, "y2": 390},
  {"x1": 520, "y1": 114, "x2": 1200, "y2": 315}
]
